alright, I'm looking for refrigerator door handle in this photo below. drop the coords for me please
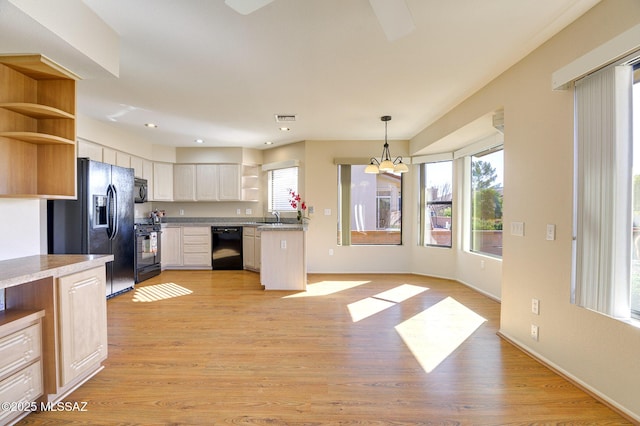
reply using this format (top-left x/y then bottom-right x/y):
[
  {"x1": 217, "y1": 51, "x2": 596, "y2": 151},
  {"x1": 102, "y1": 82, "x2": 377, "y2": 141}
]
[
  {"x1": 106, "y1": 184, "x2": 119, "y2": 240},
  {"x1": 112, "y1": 184, "x2": 119, "y2": 239},
  {"x1": 106, "y1": 185, "x2": 113, "y2": 239}
]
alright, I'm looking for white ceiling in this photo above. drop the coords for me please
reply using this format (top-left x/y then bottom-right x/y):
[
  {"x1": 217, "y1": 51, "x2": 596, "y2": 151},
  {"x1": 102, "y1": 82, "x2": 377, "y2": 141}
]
[{"x1": 1, "y1": 0, "x2": 600, "y2": 149}]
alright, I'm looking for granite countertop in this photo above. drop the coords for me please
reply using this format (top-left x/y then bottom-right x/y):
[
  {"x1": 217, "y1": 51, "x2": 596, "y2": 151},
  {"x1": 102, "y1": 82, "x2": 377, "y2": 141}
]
[
  {"x1": 159, "y1": 218, "x2": 307, "y2": 231},
  {"x1": 0, "y1": 254, "x2": 114, "y2": 290}
]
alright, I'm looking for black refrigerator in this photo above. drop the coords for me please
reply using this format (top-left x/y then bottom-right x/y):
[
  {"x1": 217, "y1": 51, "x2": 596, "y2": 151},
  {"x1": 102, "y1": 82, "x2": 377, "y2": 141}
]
[{"x1": 48, "y1": 158, "x2": 135, "y2": 298}]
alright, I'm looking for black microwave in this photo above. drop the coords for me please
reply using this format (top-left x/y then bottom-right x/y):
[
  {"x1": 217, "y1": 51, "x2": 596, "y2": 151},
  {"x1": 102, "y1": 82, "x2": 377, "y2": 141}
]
[{"x1": 134, "y1": 178, "x2": 148, "y2": 203}]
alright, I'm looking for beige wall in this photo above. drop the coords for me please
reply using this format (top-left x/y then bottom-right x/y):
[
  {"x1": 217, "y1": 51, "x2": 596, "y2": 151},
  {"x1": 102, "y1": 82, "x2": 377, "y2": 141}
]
[
  {"x1": 411, "y1": 0, "x2": 640, "y2": 419},
  {"x1": 302, "y1": 139, "x2": 414, "y2": 273}
]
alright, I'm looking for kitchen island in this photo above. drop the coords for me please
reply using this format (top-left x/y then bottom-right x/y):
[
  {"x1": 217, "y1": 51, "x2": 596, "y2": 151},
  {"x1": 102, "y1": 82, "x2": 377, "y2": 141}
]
[
  {"x1": 259, "y1": 224, "x2": 307, "y2": 291},
  {"x1": 0, "y1": 254, "x2": 112, "y2": 424}
]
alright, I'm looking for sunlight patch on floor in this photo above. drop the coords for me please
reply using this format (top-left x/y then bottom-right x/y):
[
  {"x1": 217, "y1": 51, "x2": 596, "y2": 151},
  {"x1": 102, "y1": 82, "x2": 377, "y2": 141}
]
[
  {"x1": 347, "y1": 284, "x2": 429, "y2": 322},
  {"x1": 284, "y1": 280, "x2": 370, "y2": 298},
  {"x1": 395, "y1": 296, "x2": 487, "y2": 373},
  {"x1": 348, "y1": 297, "x2": 396, "y2": 322},
  {"x1": 374, "y1": 284, "x2": 428, "y2": 303},
  {"x1": 132, "y1": 283, "x2": 193, "y2": 302}
]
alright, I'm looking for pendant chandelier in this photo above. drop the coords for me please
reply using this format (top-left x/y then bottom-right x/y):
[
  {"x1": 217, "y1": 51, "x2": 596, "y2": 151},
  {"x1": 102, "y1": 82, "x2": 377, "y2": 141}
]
[{"x1": 365, "y1": 115, "x2": 409, "y2": 174}]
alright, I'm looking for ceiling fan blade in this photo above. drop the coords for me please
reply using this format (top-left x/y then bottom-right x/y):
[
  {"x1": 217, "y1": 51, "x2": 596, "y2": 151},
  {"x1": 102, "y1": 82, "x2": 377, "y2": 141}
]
[
  {"x1": 224, "y1": 0, "x2": 274, "y2": 15},
  {"x1": 369, "y1": 0, "x2": 416, "y2": 41}
]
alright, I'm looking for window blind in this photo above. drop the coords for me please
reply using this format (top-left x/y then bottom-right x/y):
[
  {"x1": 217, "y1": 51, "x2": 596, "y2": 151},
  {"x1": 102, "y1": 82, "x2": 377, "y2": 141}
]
[
  {"x1": 573, "y1": 64, "x2": 632, "y2": 318},
  {"x1": 268, "y1": 167, "x2": 298, "y2": 212}
]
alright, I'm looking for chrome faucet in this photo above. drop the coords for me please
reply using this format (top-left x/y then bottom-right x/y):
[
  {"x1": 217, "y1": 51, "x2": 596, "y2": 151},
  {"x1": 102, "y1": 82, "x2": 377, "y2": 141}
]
[{"x1": 272, "y1": 211, "x2": 280, "y2": 223}]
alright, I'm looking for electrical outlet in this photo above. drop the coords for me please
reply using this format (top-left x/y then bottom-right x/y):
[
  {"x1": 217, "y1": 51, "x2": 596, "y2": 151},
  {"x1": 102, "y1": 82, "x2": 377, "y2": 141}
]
[
  {"x1": 329, "y1": 249, "x2": 334, "y2": 256},
  {"x1": 280, "y1": 240, "x2": 287, "y2": 249},
  {"x1": 531, "y1": 298, "x2": 540, "y2": 315},
  {"x1": 530, "y1": 324, "x2": 539, "y2": 341},
  {"x1": 179, "y1": 209, "x2": 184, "y2": 216},
  {"x1": 236, "y1": 209, "x2": 241, "y2": 215},
  {"x1": 245, "y1": 208, "x2": 252, "y2": 215}
]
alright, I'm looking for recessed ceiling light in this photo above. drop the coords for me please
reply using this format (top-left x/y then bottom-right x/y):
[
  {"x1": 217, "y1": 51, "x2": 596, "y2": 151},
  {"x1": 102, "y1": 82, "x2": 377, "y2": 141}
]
[
  {"x1": 279, "y1": 127, "x2": 290, "y2": 131},
  {"x1": 195, "y1": 138, "x2": 204, "y2": 144},
  {"x1": 144, "y1": 123, "x2": 158, "y2": 128},
  {"x1": 264, "y1": 141, "x2": 273, "y2": 145}
]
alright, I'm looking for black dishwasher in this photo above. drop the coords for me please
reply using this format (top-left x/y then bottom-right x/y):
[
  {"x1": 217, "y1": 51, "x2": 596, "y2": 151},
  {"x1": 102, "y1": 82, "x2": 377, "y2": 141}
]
[{"x1": 211, "y1": 226, "x2": 243, "y2": 270}]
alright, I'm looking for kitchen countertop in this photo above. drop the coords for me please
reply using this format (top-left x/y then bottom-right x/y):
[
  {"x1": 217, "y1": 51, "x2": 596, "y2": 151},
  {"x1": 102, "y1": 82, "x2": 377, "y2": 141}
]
[
  {"x1": 158, "y1": 219, "x2": 307, "y2": 232},
  {"x1": 0, "y1": 254, "x2": 115, "y2": 290}
]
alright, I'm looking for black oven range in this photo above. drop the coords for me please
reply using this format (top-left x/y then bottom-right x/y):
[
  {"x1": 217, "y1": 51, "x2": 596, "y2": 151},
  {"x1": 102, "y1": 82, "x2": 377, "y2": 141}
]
[{"x1": 135, "y1": 223, "x2": 162, "y2": 283}]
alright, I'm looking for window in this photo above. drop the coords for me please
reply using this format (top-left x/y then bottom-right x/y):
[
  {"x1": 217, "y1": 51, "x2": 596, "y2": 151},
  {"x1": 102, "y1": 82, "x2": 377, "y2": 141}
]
[
  {"x1": 631, "y1": 66, "x2": 640, "y2": 318},
  {"x1": 338, "y1": 165, "x2": 403, "y2": 245},
  {"x1": 420, "y1": 161, "x2": 453, "y2": 247},
  {"x1": 267, "y1": 167, "x2": 298, "y2": 212},
  {"x1": 470, "y1": 148, "x2": 503, "y2": 257},
  {"x1": 573, "y1": 62, "x2": 633, "y2": 319}
]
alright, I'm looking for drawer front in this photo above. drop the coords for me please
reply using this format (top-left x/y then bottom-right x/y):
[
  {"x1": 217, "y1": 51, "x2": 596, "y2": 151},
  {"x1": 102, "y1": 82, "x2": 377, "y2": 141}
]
[
  {"x1": 183, "y1": 252, "x2": 211, "y2": 266},
  {"x1": 0, "y1": 324, "x2": 41, "y2": 380},
  {"x1": 183, "y1": 235, "x2": 210, "y2": 245},
  {"x1": 244, "y1": 227, "x2": 255, "y2": 237},
  {"x1": 183, "y1": 243, "x2": 210, "y2": 253},
  {"x1": 0, "y1": 360, "x2": 43, "y2": 423},
  {"x1": 182, "y1": 227, "x2": 210, "y2": 236}
]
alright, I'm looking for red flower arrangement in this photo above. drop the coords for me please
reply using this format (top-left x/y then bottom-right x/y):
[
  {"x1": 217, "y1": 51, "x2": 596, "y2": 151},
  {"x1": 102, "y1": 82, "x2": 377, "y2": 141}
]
[{"x1": 289, "y1": 189, "x2": 308, "y2": 222}]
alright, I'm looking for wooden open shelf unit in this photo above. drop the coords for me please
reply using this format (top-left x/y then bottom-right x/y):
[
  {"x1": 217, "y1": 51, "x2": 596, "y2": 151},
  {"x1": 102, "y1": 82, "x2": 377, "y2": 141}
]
[{"x1": 0, "y1": 54, "x2": 79, "y2": 199}]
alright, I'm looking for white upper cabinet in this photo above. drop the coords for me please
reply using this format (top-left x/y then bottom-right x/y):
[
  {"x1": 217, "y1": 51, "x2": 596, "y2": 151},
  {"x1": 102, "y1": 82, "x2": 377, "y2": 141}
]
[
  {"x1": 218, "y1": 164, "x2": 241, "y2": 201},
  {"x1": 102, "y1": 147, "x2": 117, "y2": 165},
  {"x1": 143, "y1": 159, "x2": 154, "y2": 201},
  {"x1": 195, "y1": 164, "x2": 219, "y2": 201},
  {"x1": 153, "y1": 162, "x2": 174, "y2": 201},
  {"x1": 130, "y1": 156, "x2": 144, "y2": 178},
  {"x1": 77, "y1": 140, "x2": 103, "y2": 162},
  {"x1": 173, "y1": 163, "x2": 242, "y2": 201},
  {"x1": 116, "y1": 152, "x2": 131, "y2": 168},
  {"x1": 173, "y1": 164, "x2": 197, "y2": 201}
]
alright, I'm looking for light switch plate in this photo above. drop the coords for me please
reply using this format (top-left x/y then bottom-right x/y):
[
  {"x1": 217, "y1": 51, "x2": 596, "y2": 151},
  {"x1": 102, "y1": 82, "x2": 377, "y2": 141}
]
[
  {"x1": 510, "y1": 221, "x2": 524, "y2": 236},
  {"x1": 531, "y1": 298, "x2": 539, "y2": 315},
  {"x1": 546, "y1": 224, "x2": 556, "y2": 241}
]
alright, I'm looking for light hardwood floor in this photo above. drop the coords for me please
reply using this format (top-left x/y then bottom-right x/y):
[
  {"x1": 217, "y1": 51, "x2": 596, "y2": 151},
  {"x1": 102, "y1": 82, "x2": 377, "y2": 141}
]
[{"x1": 19, "y1": 271, "x2": 631, "y2": 425}]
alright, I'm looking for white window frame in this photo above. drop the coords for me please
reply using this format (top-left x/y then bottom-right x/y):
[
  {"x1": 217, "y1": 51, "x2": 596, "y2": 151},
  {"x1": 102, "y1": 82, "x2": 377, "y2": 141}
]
[
  {"x1": 453, "y1": 135, "x2": 504, "y2": 258},
  {"x1": 572, "y1": 60, "x2": 634, "y2": 319},
  {"x1": 264, "y1": 162, "x2": 299, "y2": 213},
  {"x1": 337, "y1": 164, "x2": 404, "y2": 246},
  {"x1": 419, "y1": 159, "x2": 454, "y2": 248}
]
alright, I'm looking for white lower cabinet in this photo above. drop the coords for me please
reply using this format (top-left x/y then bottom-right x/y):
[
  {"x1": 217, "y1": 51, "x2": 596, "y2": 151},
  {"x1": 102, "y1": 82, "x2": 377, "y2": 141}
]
[
  {"x1": 3, "y1": 262, "x2": 110, "y2": 419},
  {"x1": 0, "y1": 310, "x2": 44, "y2": 425},
  {"x1": 161, "y1": 226, "x2": 183, "y2": 268},
  {"x1": 57, "y1": 268, "x2": 108, "y2": 387},
  {"x1": 182, "y1": 227, "x2": 212, "y2": 268},
  {"x1": 162, "y1": 226, "x2": 212, "y2": 269},
  {"x1": 243, "y1": 226, "x2": 261, "y2": 272}
]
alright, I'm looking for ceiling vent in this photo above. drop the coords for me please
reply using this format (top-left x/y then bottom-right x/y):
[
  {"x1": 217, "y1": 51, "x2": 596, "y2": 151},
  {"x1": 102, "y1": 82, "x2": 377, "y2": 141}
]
[{"x1": 275, "y1": 114, "x2": 297, "y2": 123}]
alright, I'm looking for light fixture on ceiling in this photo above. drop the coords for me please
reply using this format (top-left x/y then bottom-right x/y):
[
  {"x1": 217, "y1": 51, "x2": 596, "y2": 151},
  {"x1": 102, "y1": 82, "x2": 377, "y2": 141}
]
[
  {"x1": 195, "y1": 138, "x2": 204, "y2": 144},
  {"x1": 279, "y1": 126, "x2": 290, "y2": 131},
  {"x1": 365, "y1": 115, "x2": 408, "y2": 174},
  {"x1": 144, "y1": 123, "x2": 158, "y2": 128},
  {"x1": 264, "y1": 141, "x2": 273, "y2": 145}
]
